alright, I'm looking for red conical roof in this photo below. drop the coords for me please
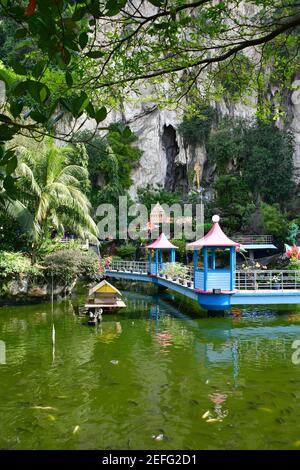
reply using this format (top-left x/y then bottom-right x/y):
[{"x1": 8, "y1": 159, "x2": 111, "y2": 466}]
[
  {"x1": 187, "y1": 216, "x2": 239, "y2": 249},
  {"x1": 147, "y1": 232, "x2": 177, "y2": 250}
]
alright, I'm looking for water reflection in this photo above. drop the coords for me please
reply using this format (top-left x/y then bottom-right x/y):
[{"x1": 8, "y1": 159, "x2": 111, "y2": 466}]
[
  {"x1": 1, "y1": 292, "x2": 300, "y2": 449},
  {"x1": 97, "y1": 321, "x2": 122, "y2": 344}
]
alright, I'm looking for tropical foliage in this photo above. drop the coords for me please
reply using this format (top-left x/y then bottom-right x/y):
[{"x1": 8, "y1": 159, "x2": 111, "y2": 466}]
[
  {"x1": 43, "y1": 249, "x2": 100, "y2": 284},
  {"x1": 178, "y1": 106, "x2": 217, "y2": 146},
  {"x1": 260, "y1": 203, "x2": 289, "y2": 242},
  {"x1": 1, "y1": 1, "x2": 300, "y2": 194},
  {"x1": 15, "y1": 138, "x2": 98, "y2": 259},
  {"x1": 0, "y1": 251, "x2": 39, "y2": 279},
  {"x1": 116, "y1": 244, "x2": 137, "y2": 259},
  {"x1": 75, "y1": 124, "x2": 142, "y2": 208}
]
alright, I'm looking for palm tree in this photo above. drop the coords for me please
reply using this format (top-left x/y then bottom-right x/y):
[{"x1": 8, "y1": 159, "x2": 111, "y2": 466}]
[
  {"x1": 0, "y1": 189, "x2": 38, "y2": 238},
  {"x1": 16, "y1": 139, "x2": 99, "y2": 260}
]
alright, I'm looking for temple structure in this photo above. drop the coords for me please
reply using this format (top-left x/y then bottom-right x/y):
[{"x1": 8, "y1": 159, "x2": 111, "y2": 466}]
[{"x1": 147, "y1": 233, "x2": 177, "y2": 275}]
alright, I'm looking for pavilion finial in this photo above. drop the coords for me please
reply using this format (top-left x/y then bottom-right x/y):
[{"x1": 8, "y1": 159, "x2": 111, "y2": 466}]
[{"x1": 212, "y1": 214, "x2": 220, "y2": 223}]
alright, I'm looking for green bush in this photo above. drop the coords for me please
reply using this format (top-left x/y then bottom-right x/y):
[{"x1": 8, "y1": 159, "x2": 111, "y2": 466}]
[
  {"x1": 0, "y1": 251, "x2": 39, "y2": 279},
  {"x1": 43, "y1": 249, "x2": 100, "y2": 284},
  {"x1": 116, "y1": 244, "x2": 136, "y2": 259},
  {"x1": 37, "y1": 239, "x2": 82, "y2": 260},
  {"x1": 0, "y1": 210, "x2": 31, "y2": 252},
  {"x1": 243, "y1": 121, "x2": 295, "y2": 204},
  {"x1": 178, "y1": 105, "x2": 217, "y2": 146},
  {"x1": 207, "y1": 118, "x2": 246, "y2": 174},
  {"x1": 260, "y1": 203, "x2": 288, "y2": 242},
  {"x1": 289, "y1": 256, "x2": 300, "y2": 270},
  {"x1": 207, "y1": 117, "x2": 294, "y2": 205},
  {"x1": 287, "y1": 222, "x2": 299, "y2": 246}
]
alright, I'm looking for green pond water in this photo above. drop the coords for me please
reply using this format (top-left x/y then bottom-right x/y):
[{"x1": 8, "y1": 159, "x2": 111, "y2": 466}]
[{"x1": 1, "y1": 288, "x2": 300, "y2": 450}]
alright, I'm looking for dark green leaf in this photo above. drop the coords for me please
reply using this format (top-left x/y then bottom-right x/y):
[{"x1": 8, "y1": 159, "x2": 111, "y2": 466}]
[
  {"x1": 72, "y1": 6, "x2": 86, "y2": 21},
  {"x1": 59, "y1": 98, "x2": 72, "y2": 112},
  {"x1": 106, "y1": 0, "x2": 127, "y2": 16},
  {"x1": 9, "y1": 60, "x2": 27, "y2": 76},
  {"x1": 62, "y1": 48, "x2": 71, "y2": 66},
  {"x1": 3, "y1": 175, "x2": 17, "y2": 196},
  {"x1": 33, "y1": 61, "x2": 45, "y2": 79},
  {"x1": 95, "y1": 106, "x2": 107, "y2": 123},
  {"x1": 0, "y1": 149, "x2": 14, "y2": 166},
  {"x1": 148, "y1": 0, "x2": 164, "y2": 6},
  {"x1": 30, "y1": 111, "x2": 48, "y2": 123},
  {"x1": 79, "y1": 32, "x2": 88, "y2": 49},
  {"x1": 65, "y1": 71, "x2": 73, "y2": 87},
  {"x1": 0, "y1": 114, "x2": 12, "y2": 124},
  {"x1": 72, "y1": 92, "x2": 89, "y2": 117},
  {"x1": 86, "y1": 102, "x2": 95, "y2": 118},
  {"x1": 15, "y1": 28, "x2": 28, "y2": 39},
  {"x1": 6, "y1": 155, "x2": 18, "y2": 175},
  {"x1": 10, "y1": 101, "x2": 23, "y2": 118},
  {"x1": 13, "y1": 80, "x2": 50, "y2": 104},
  {"x1": 86, "y1": 50, "x2": 105, "y2": 59},
  {"x1": 0, "y1": 125, "x2": 17, "y2": 141}
]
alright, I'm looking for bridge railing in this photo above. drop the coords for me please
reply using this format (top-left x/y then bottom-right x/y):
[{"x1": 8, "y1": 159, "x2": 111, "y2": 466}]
[
  {"x1": 108, "y1": 260, "x2": 149, "y2": 274},
  {"x1": 236, "y1": 270, "x2": 300, "y2": 290},
  {"x1": 233, "y1": 234, "x2": 273, "y2": 245},
  {"x1": 107, "y1": 262, "x2": 300, "y2": 292},
  {"x1": 106, "y1": 260, "x2": 195, "y2": 287}
]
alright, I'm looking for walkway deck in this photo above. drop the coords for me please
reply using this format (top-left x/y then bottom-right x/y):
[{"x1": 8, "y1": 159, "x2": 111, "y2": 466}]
[{"x1": 105, "y1": 261, "x2": 300, "y2": 310}]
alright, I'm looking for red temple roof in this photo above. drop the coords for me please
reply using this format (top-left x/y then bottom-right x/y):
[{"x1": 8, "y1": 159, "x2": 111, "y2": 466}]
[
  {"x1": 147, "y1": 232, "x2": 177, "y2": 250},
  {"x1": 187, "y1": 216, "x2": 239, "y2": 249}
]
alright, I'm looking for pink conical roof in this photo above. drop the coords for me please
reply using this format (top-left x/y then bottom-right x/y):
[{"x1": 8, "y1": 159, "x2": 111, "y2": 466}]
[
  {"x1": 147, "y1": 233, "x2": 177, "y2": 250},
  {"x1": 187, "y1": 219, "x2": 239, "y2": 249}
]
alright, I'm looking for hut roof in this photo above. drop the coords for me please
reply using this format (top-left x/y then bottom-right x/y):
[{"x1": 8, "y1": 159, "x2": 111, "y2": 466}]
[
  {"x1": 187, "y1": 216, "x2": 239, "y2": 249},
  {"x1": 147, "y1": 232, "x2": 178, "y2": 250},
  {"x1": 88, "y1": 280, "x2": 122, "y2": 296}
]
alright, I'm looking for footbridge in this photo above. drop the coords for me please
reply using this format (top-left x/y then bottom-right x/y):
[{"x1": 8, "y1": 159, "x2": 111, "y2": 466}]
[
  {"x1": 105, "y1": 261, "x2": 300, "y2": 311},
  {"x1": 105, "y1": 216, "x2": 300, "y2": 311}
]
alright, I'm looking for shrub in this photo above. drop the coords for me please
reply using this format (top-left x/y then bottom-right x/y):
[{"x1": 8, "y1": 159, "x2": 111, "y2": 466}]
[
  {"x1": 287, "y1": 223, "x2": 299, "y2": 246},
  {"x1": 242, "y1": 121, "x2": 295, "y2": 204},
  {"x1": 161, "y1": 262, "x2": 189, "y2": 278},
  {"x1": 207, "y1": 118, "x2": 246, "y2": 173},
  {"x1": 0, "y1": 251, "x2": 39, "y2": 279},
  {"x1": 260, "y1": 203, "x2": 288, "y2": 242},
  {"x1": 178, "y1": 105, "x2": 217, "y2": 146},
  {"x1": 117, "y1": 244, "x2": 136, "y2": 259},
  {"x1": 37, "y1": 238, "x2": 82, "y2": 260},
  {"x1": 43, "y1": 249, "x2": 100, "y2": 284}
]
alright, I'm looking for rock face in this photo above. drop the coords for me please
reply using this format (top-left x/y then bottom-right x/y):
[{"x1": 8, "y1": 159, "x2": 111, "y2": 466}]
[
  {"x1": 0, "y1": 276, "x2": 77, "y2": 301},
  {"x1": 81, "y1": 86, "x2": 300, "y2": 199},
  {"x1": 115, "y1": 99, "x2": 256, "y2": 198},
  {"x1": 290, "y1": 80, "x2": 300, "y2": 182},
  {"x1": 70, "y1": 2, "x2": 300, "y2": 198}
]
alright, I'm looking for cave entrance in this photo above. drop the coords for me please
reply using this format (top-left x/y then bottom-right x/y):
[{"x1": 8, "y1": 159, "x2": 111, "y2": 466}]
[{"x1": 162, "y1": 124, "x2": 188, "y2": 193}]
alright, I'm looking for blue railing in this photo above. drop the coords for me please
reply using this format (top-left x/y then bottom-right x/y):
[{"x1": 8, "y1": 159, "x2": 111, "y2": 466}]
[{"x1": 106, "y1": 262, "x2": 300, "y2": 292}]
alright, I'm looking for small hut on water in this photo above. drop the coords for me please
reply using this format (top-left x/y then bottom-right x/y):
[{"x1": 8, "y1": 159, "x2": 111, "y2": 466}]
[{"x1": 85, "y1": 280, "x2": 126, "y2": 311}]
